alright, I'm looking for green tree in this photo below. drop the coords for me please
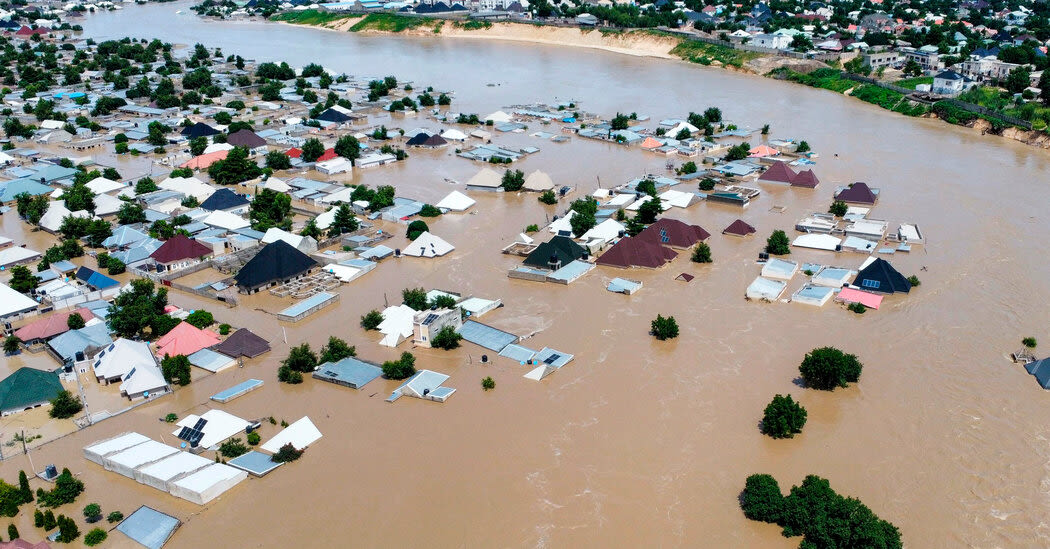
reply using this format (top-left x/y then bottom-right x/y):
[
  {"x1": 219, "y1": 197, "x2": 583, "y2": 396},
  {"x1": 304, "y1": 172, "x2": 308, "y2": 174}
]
[
  {"x1": 430, "y1": 325, "x2": 462, "y2": 350},
  {"x1": 724, "y1": 142, "x2": 751, "y2": 161},
  {"x1": 1005, "y1": 66, "x2": 1031, "y2": 94},
  {"x1": 208, "y1": 146, "x2": 261, "y2": 185},
  {"x1": 218, "y1": 438, "x2": 248, "y2": 458},
  {"x1": 106, "y1": 511, "x2": 123, "y2": 524},
  {"x1": 63, "y1": 181, "x2": 96, "y2": 213},
  {"x1": 635, "y1": 197, "x2": 663, "y2": 224},
  {"x1": 402, "y1": 287, "x2": 428, "y2": 310},
  {"x1": 82, "y1": 503, "x2": 101, "y2": 522},
  {"x1": 799, "y1": 347, "x2": 863, "y2": 390},
  {"x1": 18, "y1": 471, "x2": 32, "y2": 504},
  {"x1": 301, "y1": 138, "x2": 325, "y2": 163},
  {"x1": 282, "y1": 344, "x2": 318, "y2": 373},
  {"x1": 15, "y1": 193, "x2": 49, "y2": 225},
  {"x1": 134, "y1": 177, "x2": 158, "y2": 194},
  {"x1": 189, "y1": 136, "x2": 208, "y2": 156},
  {"x1": 105, "y1": 257, "x2": 126, "y2": 276},
  {"x1": 406, "y1": 220, "x2": 429, "y2": 241},
  {"x1": 650, "y1": 315, "x2": 679, "y2": 340},
  {"x1": 482, "y1": 376, "x2": 496, "y2": 390},
  {"x1": 902, "y1": 59, "x2": 922, "y2": 77},
  {"x1": 7, "y1": 523, "x2": 16, "y2": 540},
  {"x1": 382, "y1": 352, "x2": 416, "y2": 380},
  {"x1": 2, "y1": 337, "x2": 19, "y2": 355},
  {"x1": 106, "y1": 279, "x2": 169, "y2": 339},
  {"x1": 185, "y1": 310, "x2": 214, "y2": 329},
  {"x1": 36, "y1": 469, "x2": 84, "y2": 508},
  {"x1": 762, "y1": 394, "x2": 807, "y2": 439},
  {"x1": 610, "y1": 112, "x2": 630, "y2": 130},
  {"x1": 319, "y1": 336, "x2": 356, "y2": 363},
  {"x1": 67, "y1": 313, "x2": 86, "y2": 330},
  {"x1": 43, "y1": 510, "x2": 56, "y2": 531},
  {"x1": 636, "y1": 179, "x2": 657, "y2": 196},
  {"x1": 538, "y1": 190, "x2": 558, "y2": 205},
  {"x1": 117, "y1": 202, "x2": 146, "y2": 225},
  {"x1": 790, "y1": 35, "x2": 814, "y2": 51},
  {"x1": 765, "y1": 230, "x2": 790, "y2": 255},
  {"x1": 271, "y1": 443, "x2": 304, "y2": 463},
  {"x1": 84, "y1": 528, "x2": 107, "y2": 546},
  {"x1": 328, "y1": 204, "x2": 359, "y2": 236},
  {"x1": 160, "y1": 354, "x2": 191, "y2": 386},
  {"x1": 418, "y1": 204, "x2": 441, "y2": 217},
  {"x1": 796, "y1": 140, "x2": 811, "y2": 153},
  {"x1": 1039, "y1": 70, "x2": 1050, "y2": 106},
  {"x1": 741, "y1": 474, "x2": 784, "y2": 523},
  {"x1": 334, "y1": 134, "x2": 361, "y2": 163},
  {"x1": 250, "y1": 188, "x2": 292, "y2": 231},
  {"x1": 428, "y1": 295, "x2": 457, "y2": 309},
  {"x1": 828, "y1": 200, "x2": 847, "y2": 217},
  {"x1": 48, "y1": 391, "x2": 83, "y2": 419},
  {"x1": 8, "y1": 266, "x2": 39, "y2": 293},
  {"x1": 0, "y1": 481, "x2": 20, "y2": 517},
  {"x1": 691, "y1": 242, "x2": 712, "y2": 263},
  {"x1": 677, "y1": 161, "x2": 698, "y2": 175},
  {"x1": 84, "y1": 219, "x2": 112, "y2": 248},
  {"x1": 703, "y1": 107, "x2": 722, "y2": 124},
  {"x1": 501, "y1": 169, "x2": 525, "y2": 191},
  {"x1": 1023, "y1": 337, "x2": 1038, "y2": 349},
  {"x1": 265, "y1": 150, "x2": 291, "y2": 170},
  {"x1": 300, "y1": 219, "x2": 322, "y2": 240},
  {"x1": 361, "y1": 310, "x2": 384, "y2": 330},
  {"x1": 247, "y1": 431, "x2": 261, "y2": 445}
]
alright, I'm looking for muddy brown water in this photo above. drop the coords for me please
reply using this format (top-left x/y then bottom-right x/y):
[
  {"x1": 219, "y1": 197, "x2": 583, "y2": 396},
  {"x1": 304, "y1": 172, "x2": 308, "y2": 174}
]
[{"x1": 0, "y1": 4, "x2": 1047, "y2": 547}]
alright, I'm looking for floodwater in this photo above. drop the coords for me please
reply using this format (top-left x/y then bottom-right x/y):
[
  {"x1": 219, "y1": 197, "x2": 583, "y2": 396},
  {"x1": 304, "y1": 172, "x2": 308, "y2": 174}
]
[{"x1": 0, "y1": 3, "x2": 1047, "y2": 548}]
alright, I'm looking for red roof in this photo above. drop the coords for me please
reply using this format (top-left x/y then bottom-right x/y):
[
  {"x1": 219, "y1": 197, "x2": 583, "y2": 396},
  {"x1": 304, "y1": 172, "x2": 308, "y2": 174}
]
[
  {"x1": 758, "y1": 161, "x2": 819, "y2": 188},
  {"x1": 316, "y1": 148, "x2": 337, "y2": 162},
  {"x1": 0, "y1": 540, "x2": 52, "y2": 549},
  {"x1": 154, "y1": 321, "x2": 221, "y2": 358},
  {"x1": 14, "y1": 308, "x2": 95, "y2": 341},
  {"x1": 285, "y1": 147, "x2": 302, "y2": 158},
  {"x1": 722, "y1": 219, "x2": 756, "y2": 236},
  {"x1": 636, "y1": 218, "x2": 710, "y2": 248},
  {"x1": 14, "y1": 26, "x2": 47, "y2": 36},
  {"x1": 792, "y1": 169, "x2": 820, "y2": 188},
  {"x1": 150, "y1": 235, "x2": 214, "y2": 264},
  {"x1": 286, "y1": 148, "x2": 337, "y2": 162},
  {"x1": 596, "y1": 237, "x2": 677, "y2": 269},
  {"x1": 835, "y1": 182, "x2": 878, "y2": 204}
]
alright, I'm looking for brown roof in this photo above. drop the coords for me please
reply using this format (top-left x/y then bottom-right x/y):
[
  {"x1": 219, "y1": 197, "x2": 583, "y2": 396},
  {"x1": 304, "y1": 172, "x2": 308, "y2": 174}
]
[
  {"x1": 792, "y1": 169, "x2": 820, "y2": 188},
  {"x1": 835, "y1": 182, "x2": 878, "y2": 204},
  {"x1": 636, "y1": 218, "x2": 710, "y2": 248},
  {"x1": 212, "y1": 328, "x2": 271, "y2": 358},
  {"x1": 596, "y1": 237, "x2": 677, "y2": 269},
  {"x1": 722, "y1": 219, "x2": 757, "y2": 236},
  {"x1": 150, "y1": 235, "x2": 213, "y2": 264},
  {"x1": 226, "y1": 129, "x2": 266, "y2": 149},
  {"x1": 758, "y1": 161, "x2": 796, "y2": 184}
]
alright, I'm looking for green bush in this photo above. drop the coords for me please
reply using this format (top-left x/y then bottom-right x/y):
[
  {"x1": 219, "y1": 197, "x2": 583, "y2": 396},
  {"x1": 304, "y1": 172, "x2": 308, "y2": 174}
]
[
  {"x1": 848, "y1": 302, "x2": 867, "y2": 314},
  {"x1": 36, "y1": 469, "x2": 84, "y2": 508},
  {"x1": 828, "y1": 200, "x2": 847, "y2": 217},
  {"x1": 430, "y1": 325, "x2": 462, "y2": 350},
  {"x1": 185, "y1": 310, "x2": 214, "y2": 329},
  {"x1": 741, "y1": 474, "x2": 784, "y2": 523},
  {"x1": 106, "y1": 511, "x2": 123, "y2": 523},
  {"x1": 907, "y1": 275, "x2": 921, "y2": 287},
  {"x1": 419, "y1": 204, "x2": 441, "y2": 217},
  {"x1": 691, "y1": 242, "x2": 712, "y2": 263},
  {"x1": 83, "y1": 503, "x2": 101, "y2": 522},
  {"x1": 361, "y1": 310, "x2": 384, "y2": 330},
  {"x1": 218, "y1": 438, "x2": 249, "y2": 458},
  {"x1": 49, "y1": 391, "x2": 83, "y2": 419},
  {"x1": 382, "y1": 352, "x2": 416, "y2": 380},
  {"x1": 799, "y1": 347, "x2": 862, "y2": 390},
  {"x1": 481, "y1": 376, "x2": 495, "y2": 390},
  {"x1": 247, "y1": 431, "x2": 261, "y2": 445},
  {"x1": 218, "y1": 323, "x2": 231, "y2": 335},
  {"x1": 761, "y1": 395, "x2": 807, "y2": 439},
  {"x1": 650, "y1": 315, "x2": 679, "y2": 341},
  {"x1": 766, "y1": 230, "x2": 790, "y2": 255},
  {"x1": 538, "y1": 190, "x2": 558, "y2": 205},
  {"x1": 1023, "y1": 337, "x2": 1037, "y2": 349},
  {"x1": 271, "y1": 443, "x2": 304, "y2": 463},
  {"x1": 406, "y1": 220, "x2": 429, "y2": 241},
  {"x1": 84, "y1": 528, "x2": 107, "y2": 546}
]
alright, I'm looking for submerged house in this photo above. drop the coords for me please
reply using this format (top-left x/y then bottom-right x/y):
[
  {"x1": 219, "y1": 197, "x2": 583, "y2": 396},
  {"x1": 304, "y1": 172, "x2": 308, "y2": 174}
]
[
  {"x1": 523, "y1": 236, "x2": 587, "y2": 269},
  {"x1": 234, "y1": 240, "x2": 318, "y2": 293},
  {"x1": 835, "y1": 182, "x2": 879, "y2": 205},
  {"x1": 596, "y1": 237, "x2": 677, "y2": 269},
  {"x1": 0, "y1": 367, "x2": 64, "y2": 416},
  {"x1": 150, "y1": 235, "x2": 214, "y2": 273},
  {"x1": 413, "y1": 308, "x2": 462, "y2": 348},
  {"x1": 853, "y1": 258, "x2": 910, "y2": 294},
  {"x1": 723, "y1": 219, "x2": 756, "y2": 236},
  {"x1": 757, "y1": 161, "x2": 820, "y2": 188},
  {"x1": 637, "y1": 218, "x2": 710, "y2": 249}
]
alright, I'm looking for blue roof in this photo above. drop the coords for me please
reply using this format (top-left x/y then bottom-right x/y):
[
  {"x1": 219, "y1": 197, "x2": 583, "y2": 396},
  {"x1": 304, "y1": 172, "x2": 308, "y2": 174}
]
[
  {"x1": 277, "y1": 291, "x2": 336, "y2": 318},
  {"x1": 48, "y1": 323, "x2": 112, "y2": 362},
  {"x1": 498, "y1": 343, "x2": 537, "y2": 363},
  {"x1": 312, "y1": 356, "x2": 382, "y2": 389},
  {"x1": 187, "y1": 348, "x2": 235, "y2": 372},
  {"x1": 116, "y1": 506, "x2": 180, "y2": 549},
  {"x1": 228, "y1": 451, "x2": 283, "y2": 476},
  {"x1": 0, "y1": 179, "x2": 52, "y2": 202},
  {"x1": 457, "y1": 320, "x2": 519, "y2": 352},
  {"x1": 29, "y1": 164, "x2": 78, "y2": 183},
  {"x1": 547, "y1": 260, "x2": 593, "y2": 283},
  {"x1": 533, "y1": 347, "x2": 574, "y2": 368},
  {"x1": 607, "y1": 277, "x2": 642, "y2": 293},
  {"x1": 210, "y1": 379, "x2": 264, "y2": 403},
  {"x1": 102, "y1": 226, "x2": 149, "y2": 248},
  {"x1": 75, "y1": 267, "x2": 119, "y2": 290}
]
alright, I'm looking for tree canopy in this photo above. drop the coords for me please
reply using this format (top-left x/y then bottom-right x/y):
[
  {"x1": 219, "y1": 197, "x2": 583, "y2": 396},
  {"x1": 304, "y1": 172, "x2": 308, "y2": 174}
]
[
  {"x1": 250, "y1": 188, "x2": 292, "y2": 231},
  {"x1": 762, "y1": 394, "x2": 807, "y2": 439},
  {"x1": 106, "y1": 279, "x2": 171, "y2": 340},
  {"x1": 798, "y1": 347, "x2": 863, "y2": 390},
  {"x1": 207, "y1": 146, "x2": 261, "y2": 185}
]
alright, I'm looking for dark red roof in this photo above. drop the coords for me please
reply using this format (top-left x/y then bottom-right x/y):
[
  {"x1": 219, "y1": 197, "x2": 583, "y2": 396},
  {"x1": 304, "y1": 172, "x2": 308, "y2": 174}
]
[
  {"x1": 285, "y1": 147, "x2": 302, "y2": 158},
  {"x1": 636, "y1": 218, "x2": 710, "y2": 248},
  {"x1": 150, "y1": 235, "x2": 214, "y2": 264},
  {"x1": 792, "y1": 169, "x2": 820, "y2": 188},
  {"x1": 759, "y1": 161, "x2": 796, "y2": 184},
  {"x1": 835, "y1": 182, "x2": 878, "y2": 204},
  {"x1": 14, "y1": 26, "x2": 47, "y2": 36},
  {"x1": 722, "y1": 219, "x2": 756, "y2": 236},
  {"x1": 596, "y1": 237, "x2": 677, "y2": 269}
]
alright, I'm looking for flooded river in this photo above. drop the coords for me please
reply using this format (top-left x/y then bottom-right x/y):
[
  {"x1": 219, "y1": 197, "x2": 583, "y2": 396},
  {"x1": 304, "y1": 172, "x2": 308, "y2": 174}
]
[{"x1": 2, "y1": 3, "x2": 1048, "y2": 547}]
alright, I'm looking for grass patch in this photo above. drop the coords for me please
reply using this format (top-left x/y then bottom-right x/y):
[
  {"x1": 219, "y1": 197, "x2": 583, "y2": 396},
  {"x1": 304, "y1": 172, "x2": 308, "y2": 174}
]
[
  {"x1": 894, "y1": 76, "x2": 932, "y2": 90},
  {"x1": 453, "y1": 19, "x2": 492, "y2": 30},
  {"x1": 348, "y1": 13, "x2": 436, "y2": 32},
  {"x1": 670, "y1": 39, "x2": 760, "y2": 68},
  {"x1": 271, "y1": 9, "x2": 352, "y2": 26}
]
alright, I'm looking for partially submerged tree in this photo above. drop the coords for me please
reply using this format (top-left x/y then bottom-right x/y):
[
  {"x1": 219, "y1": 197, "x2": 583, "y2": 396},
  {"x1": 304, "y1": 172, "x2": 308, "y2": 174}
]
[
  {"x1": 430, "y1": 325, "x2": 462, "y2": 350},
  {"x1": 382, "y1": 352, "x2": 416, "y2": 380},
  {"x1": 761, "y1": 394, "x2": 807, "y2": 439},
  {"x1": 798, "y1": 347, "x2": 863, "y2": 390},
  {"x1": 360, "y1": 310, "x2": 384, "y2": 330},
  {"x1": 650, "y1": 315, "x2": 679, "y2": 341},
  {"x1": 765, "y1": 230, "x2": 790, "y2": 255}
]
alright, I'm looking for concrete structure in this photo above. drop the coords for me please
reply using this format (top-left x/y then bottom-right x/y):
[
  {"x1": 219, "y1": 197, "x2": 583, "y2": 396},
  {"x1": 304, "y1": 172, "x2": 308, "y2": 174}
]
[
  {"x1": 169, "y1": 463, "x2": 248, "y2": 505},
  {"x1": 413, "y1": 308, "x2": 463, "y2": 347}
]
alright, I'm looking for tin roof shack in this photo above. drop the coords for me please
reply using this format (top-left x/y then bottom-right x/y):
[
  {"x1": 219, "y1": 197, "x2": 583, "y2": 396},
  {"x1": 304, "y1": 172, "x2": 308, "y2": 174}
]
[
  {"x1": 234, "y1": 240, "x2": 318, "y2": 293},
  {"x1": 853, "y1": 257, "x2": 911, "y2": 294},
  {"x1": 312, "y1": 357, "x2": 383, "y2": 389},
  {"x1": 413, "y1": 308, "x2": 463, "y2": 348},
  {"x1": 0, "y1": 367, "x2": 64, "y2": 416}
]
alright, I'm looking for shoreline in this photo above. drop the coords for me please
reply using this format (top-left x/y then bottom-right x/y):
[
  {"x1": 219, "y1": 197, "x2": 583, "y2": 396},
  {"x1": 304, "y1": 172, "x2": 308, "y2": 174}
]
[{"x1": 269, "y1": 12, "x2": 1050, "y2": 151}]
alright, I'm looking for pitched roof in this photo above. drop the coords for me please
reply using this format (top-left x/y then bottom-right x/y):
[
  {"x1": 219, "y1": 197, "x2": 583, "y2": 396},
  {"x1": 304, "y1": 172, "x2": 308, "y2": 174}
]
[
  {"x1": 596, "y1": 237, "x2": 677, "y2": 268},
  {"x1": 792, "y1": 169, "x2": 820, "y2": 188},
  {"x1": 234, "y1": 240, "x2": 318, "y2": 289},
  {"x1": 835, "y1": 182, "x2": 878, "y2": 204},
  {"x1": 74, "y1": 267, "x2": 120, "y2": 290},
  {"x1": 199, "y1": 188, "x2": 249, "y2": 211},
  {"x1": 0, "y1": 367, "x2": 63, "y2": 414},
  {"x1": 523, "y1": 236, "x2": 587, "y2": 268},
  {"x1": 154, "y1": 321, "x2": 221, "y2": 358},
  {"x1": 316, "y1": 108, "x2": 351, "y2": 123},
  {"x1": 179, "y1": 150, "x2": 228, "y2": 170},
  {"x1": 212, "y1": 328, "x2": 271, "y2": 358},
  {"x1": 636, "y1": 218, "x2": 710, "y2": 248},
  {"x1": 853, "y1": 257, "x2": 910, "y2": 294},
  {"x1": 14, "y1": 308, "x2": 95, "y2": 341},
  {"x1": 758, "y1": 161, "x2": 796, "y2": 184},
  {"x1": 226, "y1": 129, "x2": 266, "y2": 149},
  {"x1": 723, "y1": 219, "x2": 757, "y2": 236},
  {"x1": 180, "y1": 122, "x2": 220, "y2": 138},
  {"x1": 405, "y1": 133, "x2": 430, "y2": 146},
  {"x1": 150, "y1": 235, "x2": 214, "y2": 264}
]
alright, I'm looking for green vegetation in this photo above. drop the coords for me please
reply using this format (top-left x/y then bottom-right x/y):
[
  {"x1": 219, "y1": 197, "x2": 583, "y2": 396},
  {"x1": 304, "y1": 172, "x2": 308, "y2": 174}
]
[
  {"x1": 218, "y1": 438, "x2": 249, "y2": 458},
  {"x1": 761, "y1": 394, "x2": 807, "y2": 439},
  {"x1": 908, "y1": 275, "x2": 921, "y2": 287},
  {"x1": 402, "y1": 287, "x2": 428, "y2": 310},
  {"x1": 771, "y1": 68, "x2": 929, "y2": 117},
  {"x1": 501, "y1": 169, "x2": 525, "y2": 191},
  {"x1": 247, "y1": 431, "x2": 261, "y2": 445},
  {"x1": 406, "y1": 220, "x2": 429, "y2": 241},
  {"x1": 798, "y1": 347, "x2": 862, "y2": 391},
  {"x1": 250, "y1": 188, "x2": 292, "y2": 231},
  {"x1": 165, "y1": 413, "x2": 178, "y2": 423},
  {"x1": 84, "y1": 528, "x2": 107, "y2": 546},
  {"x1": 691, "y1": 242, "x2": 712, "y2": 263},
  {"x1": 524, "y1": 224, "x2": 540, "y2": 233},
  {"x1": 271, "y1": 9, "x2": 353, "y2": 26},
  {"x1": 3, "y1": 336, "x2": 20, "y2": 355},
  {"x1": 219, "y1": 323, "x2": 231, "y2": 336},
  {"x1": 279, "y1": 343, "x2": 317, "y2": 384},
  {"x1": 8, "y1": 265, "x2": 39, "y2": 293},
  {"x1": 766, "y1": 230, "x2": 790, "y2": 255},
  {"x1": 828, "y1": 200, "x2": 848, "y2": 217},
  {"x1": 36, "y1": 468, "x2": 84, "y2": 508},
  {"x1": 48, "y1": 391, "x2": 83, "y2": 419},
  {"x1": 848, "y1": 302, "x2": 867, "y2": 314},
  {"x1": 1023, "y1": 337, "x2": 1038, "y2": 349},
  {"x1": 348, "y1": 13, "x2": 436, "y2": 33},
  {"x1": 453, "y1": 19, "x2": 492, "y2": 30},
  {"x1": 185, "y1": 310, "x2": 214, "y2": 329},
  {"x1": 382, "y1": 351, "x2": 417, "y2": 380},
  {"x1": 482, "y1": 376, "x2": 495, "y2": 391},
  {"x1": 430, "y1": 325, "x2": 463, "y2": 350},
  {"x1": 361, "y1": 310, "x2": 384, "y2": 331},
  {"x1": 106, "y1": 280, "x2": 174, "y2": 340},
  {"x1": 538, "y1": 190, "x2": 558, "y2": 205},
  {"x1": 106, "y1": 511, "x2": 123, "y2": 524},
  {"x1": 56, "y1": 515, "x2": 79, "y2": 543},
  {"x1": 895, "y1": 76, "x2": 932, "y2": 90},
  {"x1": 82, "y1": 503, "x2": 101, "y2": 522},
  {"x1": 568, "y1": 198, "x2": 598, "y2": 237},
  {"x1": 160, "y1": 355, "x2": 192, "y2": 386},
  {"x1": 670, "y1": 39, "x2": 759, "y2": 69},
  {"x1": 319, "y1": 336, "x2": 356, "y2": 363},
  {"x1": 66, "y1": 312, "x2": 86, "y2": 330},
  {"x1": 740, "y1": 474, "x2": 901, "y2": 549},
  {"x1": 271, "y1": 443, "x2": 304, "y2": 463},
  {"x1": 419, "y1": 204, "x2": 442, "y2": 217},
  {"x1": 650, "y1": 315, "x2": 679, "y2": 341}
]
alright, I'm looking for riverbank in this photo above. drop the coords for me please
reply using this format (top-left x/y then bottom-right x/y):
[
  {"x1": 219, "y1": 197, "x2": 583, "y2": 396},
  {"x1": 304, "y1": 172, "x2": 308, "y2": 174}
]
[{"x1": 273, "y1": 11, "x2": 1050, "y2": 150}]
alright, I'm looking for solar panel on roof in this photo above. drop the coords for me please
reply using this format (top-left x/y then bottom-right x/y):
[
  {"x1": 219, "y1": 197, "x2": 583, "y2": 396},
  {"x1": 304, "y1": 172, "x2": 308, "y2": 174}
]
[
  {"x1": 177, "y1": 427, "x2": 192, "y2": 440},
  {"x1": 422, "y1": 313, "x2": 438, "y2": 325},
  {"x1": 193, "y1": 418, "x2": 208, "y2": 430},
  {"x1": 544, "y1": 354, "x2": 561, "y2": 365}
]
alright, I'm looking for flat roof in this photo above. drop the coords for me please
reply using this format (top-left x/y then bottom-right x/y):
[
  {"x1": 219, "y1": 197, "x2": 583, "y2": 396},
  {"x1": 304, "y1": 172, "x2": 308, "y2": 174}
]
[
  {"x1": 210, "y1": 379, "x2": 264, "y2": 403},
  {"x1": 498, "y1": 343, "x2": 537, "y2": 363},
  {"x1": 85, "y1": 432, "x2": 150, "y2": 458},
  {"x1": 137, "y1": 451, "x2": 213, "y2": 482},
  {"x1": 117, "y1": 506, "x2": 180, "y2": 549},
  {"x1": 172, "y1": 462, "x2": 244, "y2": 492},
  {"x1": 547, "y1": 260, "x2": 593, "y2": 283},
  {"x1": 458, "y1": 320, "x2": 519, "y2": 352},
  {"x1": 108, "y1": 440, "x2": 179, "y2": 469},
  {"x1": 188, "y1": 348, "x2": 236, "y2": 373},
  {"x1": 312, "y1": 357, "x2": 382, "y2": 389},
  {"x1": 228, "y1": 450, "x2": 283, "y2": 477},
  {"x1": 277, "y1": 291, "x2": 337, "y2": 318}
]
